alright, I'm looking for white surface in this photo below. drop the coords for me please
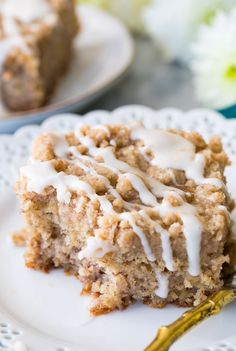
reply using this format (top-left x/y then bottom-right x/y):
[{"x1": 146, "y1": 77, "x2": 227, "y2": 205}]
[
  {"x1": 0, "y1": 5, "x2": 134, "y2": 133},
  {"x1": 0, "y1": 106, "x2": 236, "y2": 351}
]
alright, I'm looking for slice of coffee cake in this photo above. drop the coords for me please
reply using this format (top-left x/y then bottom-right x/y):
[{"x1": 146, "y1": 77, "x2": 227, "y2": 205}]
[
  {"x1": 0, "y1": 0, "x2": 78, "y2": 111},
  {"x1": 16, "y1": 123, "x2": 233, "y2": 315}
]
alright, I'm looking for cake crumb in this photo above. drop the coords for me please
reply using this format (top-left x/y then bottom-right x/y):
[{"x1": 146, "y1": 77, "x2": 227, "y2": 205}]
[{"x1": 12, "y1": 228, "x2": 28, "y2": 247}]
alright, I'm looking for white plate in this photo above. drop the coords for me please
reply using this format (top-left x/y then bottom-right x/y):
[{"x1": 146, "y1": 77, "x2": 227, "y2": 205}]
[
  {"x1": 0, "y1": 5, "x2": 134, "y2": 134},
  {"x1": 0, "y1": 105, "x2": 236, "y2": 351}
]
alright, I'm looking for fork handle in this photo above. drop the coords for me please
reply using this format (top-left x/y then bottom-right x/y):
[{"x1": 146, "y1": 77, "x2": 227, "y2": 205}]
[{"x1": 144, "y1": 289, "x2": 236, "y2": 351}]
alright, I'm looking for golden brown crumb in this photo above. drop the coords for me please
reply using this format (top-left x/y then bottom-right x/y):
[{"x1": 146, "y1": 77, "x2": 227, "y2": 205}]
[{"x1": 11, "y1": 228, "x2": 28, "y2": 247}]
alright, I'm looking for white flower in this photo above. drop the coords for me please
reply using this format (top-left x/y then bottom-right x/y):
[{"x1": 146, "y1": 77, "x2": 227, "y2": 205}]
[
  {"x1": 80, "y1": 0, "x2": 150, "y2": 32},
  {"x1": 142, "y1": 0, "x2": 235, "y2": 61},
  {"x1": 191, "y1": 8, "x2": 236, "y2": 109}
]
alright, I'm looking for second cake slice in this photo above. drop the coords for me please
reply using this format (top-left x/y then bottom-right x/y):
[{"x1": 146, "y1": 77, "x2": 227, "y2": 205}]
[{"x1": 0, "y1": 0, "x2": 78, "y2": 111}]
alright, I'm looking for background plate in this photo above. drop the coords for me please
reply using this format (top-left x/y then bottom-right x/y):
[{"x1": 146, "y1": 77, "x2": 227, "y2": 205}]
[
  {"x1": 0, "y1": 5, "x2": 134, "y2": 134},
  {"x1": 0, "y1": 106, "x2": 236, "y2": 351}
]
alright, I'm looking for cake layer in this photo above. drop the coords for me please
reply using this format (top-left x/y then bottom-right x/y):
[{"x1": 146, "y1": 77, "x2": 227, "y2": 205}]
[
  {"x1": 0, "y1": 0, "x2": 78, "y2": 111},
  {"x1": 16, "y1": 123, "x2": 233, "y2": 315}
]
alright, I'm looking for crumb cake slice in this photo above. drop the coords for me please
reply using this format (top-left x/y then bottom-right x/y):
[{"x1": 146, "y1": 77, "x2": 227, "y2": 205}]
[
  {"x1": 16, "y1": 123, "x2": 233, "y2": 315},
  {"x1": 0, "y1": 0, "x2": 78, "y2": 111}
]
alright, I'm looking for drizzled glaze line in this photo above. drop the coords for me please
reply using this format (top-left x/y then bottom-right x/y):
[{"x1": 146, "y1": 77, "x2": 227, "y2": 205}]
[
  {"x1": 123, "y1": 173, "x2": 157, "y2": 207},
  {"x1": 20, "y1": 161, "x2": 116, "y2": 214},
  {"x1": 75, "y1": 129, "x2": 183, "y2": 198},
  {"x1": 119, "y1": 213, "x2": 156, "y2": 262},
  {"x1": 155, "y1": 270, "x2": 169, "y2": 299},
  {"x1": 131, "y1": 127, "x2": 224, "y2": 187},
  {"x1": 139, "y1": 210, "x2": 174, "y2": 272},
  {"x1": 157, "y1": 192, "x2": 202, "y2": 276},
  {"x1": 78, "y1": 235, "x2": 114, "y2": 259}
]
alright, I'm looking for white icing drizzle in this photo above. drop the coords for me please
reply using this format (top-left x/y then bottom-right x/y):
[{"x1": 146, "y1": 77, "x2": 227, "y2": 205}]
[
  {"x1": 78, "y1": 235, "x2": 114, "y2": 259},
  {"x1": 69, "y1": 147, "x2": 152, "y2": 213},
  {"x1": 69, "y1": 147, "x2": 124, "y2": 204},
  {"x1": 75, "y1": 130, "x2": 96, "y2": 150},
  {"x1": 70, "y1": 145, "x2": 119, "y2": 176},
  {"x1": 139, "y1": 210, "x2": 174, "y2": 272},
  {"x1": 46, "y1": 137, "x2": 121, "y2": 203},
  {"x1": 155, "y1": 270, "x2": 169, "y2": 298},
  {"x1": 139, "y1": 146, "x2": 150, "y2": 162},
  {"x1": 123, "y1": 173, "x2": 157, "y2": 207},
  {"x1": 119, "y1": 212, "x2": 156, "y2": 262},
  {"x1": 94, "y1": 147, "x2": 182, "y2": 198},
  {"x1": 131, "y1": 127, "x2": 224, "y2": 187},
  {"x1": 20, "y1": 161, "x2": 116, "y2": 214},
  {"x1": 157, "y1": 192, "x2": 202, "y2": 276},
  {"x1": 218, "y1": 205, "x2": 231, "y2": 224},
  {"x1": 69, "y1": 146, "x2": 97, "y2": 165},
  {"x1": 110, "y1": 139, "x2": 117, "y2": 147},
  {"x1": 51, "y1": 133, "x2": 70, "y2": 159},
  {"x1": 75, "y1": 128, "x2": 183, "y2": 197}
]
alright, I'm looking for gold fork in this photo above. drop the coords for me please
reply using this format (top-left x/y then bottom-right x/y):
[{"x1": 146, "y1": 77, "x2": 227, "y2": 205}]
[{"x1": 145, "y1": 275, "x2": 236, "y2": 351}]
